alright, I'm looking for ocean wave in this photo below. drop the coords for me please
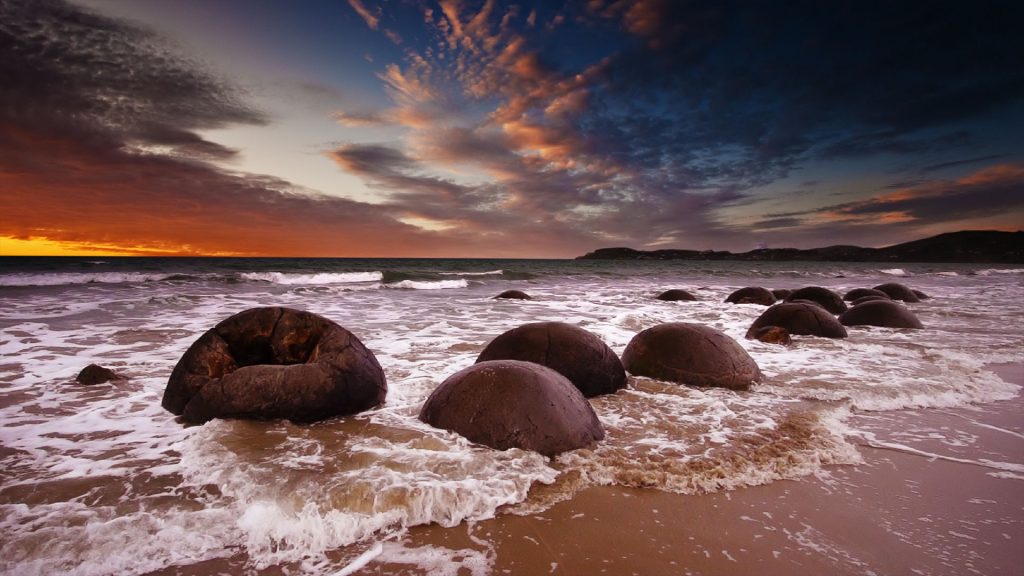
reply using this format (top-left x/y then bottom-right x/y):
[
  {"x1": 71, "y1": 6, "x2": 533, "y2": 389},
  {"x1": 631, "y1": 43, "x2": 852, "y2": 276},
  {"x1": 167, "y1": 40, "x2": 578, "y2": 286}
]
[
  {"x1": 240, "y1": 271, "x2": 383, "y2": 284},
  {"x1": 878, "y1": 268, "x2": 908, "y2": 276},
  {"x1": 0, "y1": 272, "x2": 176, "y2": 286},
  {"x1": 385, "y1": 279, "x2": 469, "y2": 290},
  {"x1": 975, "y1": 268, "x2": 1024, "y2": 276},
  {"x1": 438, "y1": 269, "x2": 504, "y2": 276}
]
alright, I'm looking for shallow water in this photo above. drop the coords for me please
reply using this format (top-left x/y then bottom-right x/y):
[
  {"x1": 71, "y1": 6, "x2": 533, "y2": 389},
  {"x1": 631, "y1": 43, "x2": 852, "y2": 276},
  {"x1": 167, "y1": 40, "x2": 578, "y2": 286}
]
[{"x1": 0, "y1": 257, "x2": 1021, "y2": 574}]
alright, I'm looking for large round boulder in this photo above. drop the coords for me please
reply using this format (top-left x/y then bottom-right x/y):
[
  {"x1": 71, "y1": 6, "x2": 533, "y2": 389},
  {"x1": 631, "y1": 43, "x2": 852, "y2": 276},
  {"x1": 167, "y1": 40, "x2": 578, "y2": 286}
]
[
  {"x1": 839, "y1": 300, "x2": 924, "y2": 329},
  {"x1": 746, "y1": 302, "x2": 848, "y2": 339},
  {"x1": 851, "y1": 295, "x2": 891, "y2": 306},
  {"x1": 771, "y1": 288, "x2": 793, "y2": 300},
  {"x1": 873, "y1": 283, "x2": 920, "y2": 303},
  {"x1": 656, "y1": 289, "x2": 697, "y2": 301},
  {"x1": 494, "y1": 289, "x2": 532, "y2": 300},
  {"x1": 725, "y1": 287, "x2": 776, "y2": 306},
  {"x1": 843, "y1": 288, "x2": 890, "y2": 301},
  {"x1": 622, "y1": 323, "x2": 761, "y2": 391},
  {"x1": 419, "y1": 360, "x2": 604, "y2": 456},
  {"x1": 476, "y1": 322, "x2": 626, "y2": 397},
  {"x1": 163, "y1": 307, "x2": 386, "y2": 424},
  {"x1": 784, "y1": 286, "x2": 847, "y2": 314},
  {"x1": 912, "y1": 289, "x2": 930, "y2": 300}
]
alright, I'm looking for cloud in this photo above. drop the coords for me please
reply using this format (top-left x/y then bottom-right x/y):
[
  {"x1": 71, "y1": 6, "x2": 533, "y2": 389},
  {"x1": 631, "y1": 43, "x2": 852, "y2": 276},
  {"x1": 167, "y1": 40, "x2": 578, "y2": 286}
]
[{"x1": 347, "y1": 0, "x2": 379, "y2": 30}]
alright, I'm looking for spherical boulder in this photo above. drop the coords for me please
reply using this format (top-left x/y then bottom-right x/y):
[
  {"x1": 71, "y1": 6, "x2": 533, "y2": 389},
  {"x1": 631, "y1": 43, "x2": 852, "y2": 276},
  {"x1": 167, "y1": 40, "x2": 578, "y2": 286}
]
[
  {"x1": 843, "y1": 288, "x2": 890, "y2": 301},
  {"x1": 76, "y1": 364, "x2": 122, "y2": 385},
  {"x1": 771, "y1": 288, "x2": 793, "y2": 300},
  {"x1": 656, "y1": 289, "x2": 697, "y2": 301},
  {"x1": 873, "y1": 283, "x2": 920, "y2": 303},
  {"x1": 784, "y1": 286, "x2": 847, "y2": 314},
  {"x1": 163, "y1": 307, "x2": 386, "y2": 424},
  {"x1": 725, "y1": 287, "x2": 776, "y2": 306},
  {"x1": 746, "y1": 302, "x2": 848, "y2": 339},
  {"x1": 850, "y1": 295, "x2": 891, "y2": 306},
  {"x1": 839, "y1": 300, "x2": 924, "y2": 329},
  {"x1": 751, "y1": 326, "x2": 792, "y2": 346},
  {"x1": 912, "y1": 289, "x2": 930, "y2": 300},
  {"x1": 419, "y1": 360, "x2": 604, "y2": 456},
  {"x1": 494, "y1": 290, "x2": 532, "y2": 300},
  {"x1": 622, "y1": 323, "x2": 761, "y2": 391},
  {"x1": 476, "y1": 322, "x2": 626, "y2": 397}
]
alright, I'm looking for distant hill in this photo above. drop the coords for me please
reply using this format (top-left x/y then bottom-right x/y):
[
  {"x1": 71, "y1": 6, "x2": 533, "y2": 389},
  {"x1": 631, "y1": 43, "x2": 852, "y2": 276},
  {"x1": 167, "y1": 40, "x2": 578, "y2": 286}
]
[{"x1": 576, "y1": 230, "x2": 1023, "y2": 263}]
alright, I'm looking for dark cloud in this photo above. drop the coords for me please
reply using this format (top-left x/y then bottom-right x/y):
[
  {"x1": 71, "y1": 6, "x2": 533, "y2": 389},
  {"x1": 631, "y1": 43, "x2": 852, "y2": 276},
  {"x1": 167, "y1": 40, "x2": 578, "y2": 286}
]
[{"x1": 919, "y1": 154, "x2": 1008, "y2": 174}]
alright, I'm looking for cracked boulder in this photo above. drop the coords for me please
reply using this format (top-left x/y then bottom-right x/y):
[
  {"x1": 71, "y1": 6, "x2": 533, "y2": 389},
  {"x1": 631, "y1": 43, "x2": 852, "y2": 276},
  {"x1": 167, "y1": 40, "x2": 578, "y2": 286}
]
[
  {"x1": 622, "y1": 323, "x2": 761, "y2": 391},
  {"x1": 746, "y1": 302, "x2": 848, "y2": 339},
  {"x1": 784, "y1": 286, "x2": 847, "y2": 314},
  {"x1": 163, "y1": 307, "x2": 386, "y2": 424},
  {"x1": 840, "y1": 300, "x2": 924, "y2": 329},
  {"x1": 476, "y1": 321, "x2": 626, "y2": 397},
  {"x1": 419, "y1": 360, "x2": 604, "y2": 456}
]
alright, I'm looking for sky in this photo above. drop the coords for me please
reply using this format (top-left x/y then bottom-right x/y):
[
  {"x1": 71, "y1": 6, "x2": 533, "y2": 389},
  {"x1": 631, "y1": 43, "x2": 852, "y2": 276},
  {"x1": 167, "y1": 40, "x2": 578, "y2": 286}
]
[{"x1": 1, "y1": 0, "x2": 1022, "y2": 257}]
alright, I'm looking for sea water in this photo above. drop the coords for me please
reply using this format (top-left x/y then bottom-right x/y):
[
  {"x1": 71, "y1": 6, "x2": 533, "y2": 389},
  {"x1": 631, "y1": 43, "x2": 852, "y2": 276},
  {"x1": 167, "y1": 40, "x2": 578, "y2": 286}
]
[{"x1": 0, "y1": 257, "x2": 1020, "y2": 574}]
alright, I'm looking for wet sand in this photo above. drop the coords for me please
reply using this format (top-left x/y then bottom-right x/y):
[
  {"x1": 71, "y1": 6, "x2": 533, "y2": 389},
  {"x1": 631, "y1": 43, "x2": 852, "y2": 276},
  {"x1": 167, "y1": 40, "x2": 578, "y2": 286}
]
[{"x1": 364, "y1": 362, "x2": 1023, "y2": 575}]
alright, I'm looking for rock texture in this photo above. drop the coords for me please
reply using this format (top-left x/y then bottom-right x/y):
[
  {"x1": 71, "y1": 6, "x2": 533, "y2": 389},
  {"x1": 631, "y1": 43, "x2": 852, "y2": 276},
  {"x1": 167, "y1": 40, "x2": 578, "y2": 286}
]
[
  {"x1": 785, "y1": 286, "x2": 848, "y2": 314},
  {"x1": 622, "y1": 323, "x2": 761, "y2": 391},
  {"x1": 494, "y1": 290, "x2": 532, "y2": 300},
  {"x1": 725, "y1": 287, "x2": 776, "y2": 306},
  {"x1": 163, "y1": 307, "x2": 386, "y2": 424},
  {"x1": 656, "y1": 289, "x2": 697, "y2": 301},
  {"x1": 476, "y1": 322, "x2": 626, "y2": 397},
  {"x1": 839, "y1": 300, "x2": 924, "y2": 329},
  {"x1": 746, "y1": 302, "x2": 848, "y2": 339},
  {"x1": 751, "y1": 326, "x2": 793, "y2": 346},
  {"x1": 419, "y1": 360, "x2": 604, "y2": 456},
  {"x1": 873, "y1": 283, "x2": 921, "y2": 303},
  {"x1": 771, "y1": 288, "x2": 793, "y2": 300},
  {"x1": 76, "y1": 364, "x2": 121, "y2": 385}
]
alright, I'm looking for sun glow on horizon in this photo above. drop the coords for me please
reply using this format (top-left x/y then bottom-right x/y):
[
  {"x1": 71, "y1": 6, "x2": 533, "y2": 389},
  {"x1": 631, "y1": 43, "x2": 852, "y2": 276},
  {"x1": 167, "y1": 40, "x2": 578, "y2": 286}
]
[{"x1": 0, "y1": 236, "x2": 237, "y2": 257}]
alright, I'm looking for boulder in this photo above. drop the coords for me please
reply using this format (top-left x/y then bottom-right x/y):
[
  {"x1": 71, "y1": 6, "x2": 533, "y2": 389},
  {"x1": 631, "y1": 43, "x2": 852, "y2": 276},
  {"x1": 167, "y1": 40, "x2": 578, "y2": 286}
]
[
  {"x1": 419, "y1": 360, "x2": 604, "y2": 456},
  {"x1": 771, "y1": 289, "x2": 793, "y2": 300},
  {"x1": 725, "y1": 287, "x2": 776, "y2": 306},
  {"x1": 751, "y1": 326, "x2": 792, "y2": 346},
  {"x1": 746, "y1": 302, "x2": 848, "y2": 339},
  {"x1": 622, "y1": 323, "x2": 761, "y2": 391},
  {"x1": 656, "y1": 289, "x2": 697, "y2": 301},
  {"x1": 850, "y1": 295, "x2": 891, "y2": 306},
  {"x1": 873, "y1": 283, "x2": 920, "y2": 303},
  {"x1": 784, "y1": 286, "x2": 847, "y2": 314},
  {"x1": 912, "y1": 289, "x2": 930, "y2": 300},
  {"x1": 163, "y1": 307, "x2": 386, "y2": 424},
  {"x1": 494, "y1": 290, "x2": 532, "y2": 300},
  {"x1": 843, "y1": 288, "x2": 890, "y2": 301},
  {"x1": 76, "y1": 364, "x2": 122, "y2": 385},
  {"x1": 839, "y1": 300, "x2": 924, "y2": 329},
  {"x1": 476, "y1": 322, "x2": 626, "y2": 397}
]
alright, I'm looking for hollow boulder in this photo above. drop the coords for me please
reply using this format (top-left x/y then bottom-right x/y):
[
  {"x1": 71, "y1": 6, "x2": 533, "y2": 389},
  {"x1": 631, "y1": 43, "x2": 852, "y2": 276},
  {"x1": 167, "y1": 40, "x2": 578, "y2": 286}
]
[
  {"x1": 751, "y1": 326, "x2": 792, "y2": 346},
  {"x1": 656, "y1": 289, "x2": 697, "y2": 301},
  {"x1": 494, "y1": 290, "x2": 532, "y2": 300},
  {"x1": 746, "y1": 302, "x2": 848, "y2": 339},
  {"x1": 873, "y1": 283, "x2": 920, "y2": 303},
  {"x1": 476, "y1": 322, "x2": 626, "y2": 397},
  {"x1": 843, "y1": 288, "x2": 890, "y2": 301},
  {"x1": 622, "y1": 323, "x2": 761, "y2": 391},
  {"x1": 419, "y1": 360, "x2": 604, "y2": 456},
  {"x1": 839, "y1": 300, "x2": 924, "y2": 329},
  {"x1": 163, "y1": 307, "x2": 386, "y2": 424},
  {"x1": 725, "y1": 287, "x2": 776, "y2": 306},
  {"x1": 784, "y1": 286, "x2": 847, "y2": 314}
]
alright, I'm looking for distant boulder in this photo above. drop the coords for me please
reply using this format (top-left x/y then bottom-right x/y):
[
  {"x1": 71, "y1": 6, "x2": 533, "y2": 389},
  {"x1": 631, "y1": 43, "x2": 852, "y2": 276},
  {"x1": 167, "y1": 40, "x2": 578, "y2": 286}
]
[
  {"x1": 76, "y1": 364, "x2": 122, "y2": 385},
  {"x1": 839, "y1": 300, "x2": 924, "y2": 329},
  {"x1": 912, "y1": 289, "x2": 930, "y2": 300},
  {"x1": 784, "y1": 286, "x2": 847, "y2": 314},
  {"x1": 656, "y1": 289, "x2": 697, "y2": 301},
  {"x1": 477, "y1": 322, "x2": 626, "y2": 397},
  {"x1": 850, "y1": 295, "x2": 891, "y2": 306},
  {"x1": 843, "y1": 288, "x2": 890, "y2": 301},
  {"x1": 622, "y1": 323, "x2": 761, "y2": 391},
  {"x1": 751, "y1": 326, "x2": 792, "y2": 346},
  {"x1": 725, "y1": 287, "x2": 776, "y2": 306},
  {"x1": 494, "y1": 290, "x2": 532, "y2": 300},
  {"x1": 163, "y1": 307, "x2": 386, "y2": 424},
  {"x1": 419, "y1": 360, "x2": 604, "y2": 457},
  {"x1": 873, "y1": 283, "x2": 920, "y2": 303},
  {"x1": 771, "y1": 289, "x2": 793, "y2": 300},
  {"x1": 746, "y1": 302, "x2": 848, "y2": 339}
]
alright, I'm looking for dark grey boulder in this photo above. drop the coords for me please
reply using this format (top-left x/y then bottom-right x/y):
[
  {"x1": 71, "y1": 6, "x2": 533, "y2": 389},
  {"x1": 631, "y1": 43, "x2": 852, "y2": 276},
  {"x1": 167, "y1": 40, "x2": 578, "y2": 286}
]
[
  {"x1": 843, "y1": 288, "x2": 890, "y2": 301},
  {"x1": 746, "y1": 302, "x2": 848, "y2": 339},
  {"x1": 839, "y1": 300, "x2": 924, "y2": 329},
  {"x1": 912, "y1": 289, "x2": 930, "y2": 300},
  {"x1": 163, "y1": 307, "x2": 386, "y2": 424},
  {"x1": 622, "y1": 323, "x2": 761, "y2": 391},
  {"x1": 476, "y1": 322, "x2": 626, "y2": 397},
  {"x1": 419, "y1": 360, "x2": 604, "y2": 457},
  {"x1": 785, "y1": 286, "x2": 847, "y2": 314},
  {"x1": 494, "y1": 290, "x2": 532, "y2": 300},
  {"x1": 725, "y1": 287, "x2": 776, "y2": 306},
  {"x1": 873, "y1": 283, "x2": 920, "y2": 303},
  {"x1": 656, "y1": 289, "x2": 697, "y2": 301},
  {"x1": 771, "y1": 289, "x2": 793, "y2": 300},
  {"x1": 850, "y1": 295, "x2": 891, "y2": 306},
  {"x1": 76, "y1": 364, "x2": 122, "y2": 385}
]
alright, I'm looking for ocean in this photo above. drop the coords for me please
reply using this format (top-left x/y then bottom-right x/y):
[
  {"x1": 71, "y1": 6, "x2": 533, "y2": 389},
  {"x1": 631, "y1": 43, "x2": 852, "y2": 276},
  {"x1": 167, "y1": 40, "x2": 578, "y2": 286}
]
[{"x1": 0, "y1": 257, "x2": 1021, "y2": 575}]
